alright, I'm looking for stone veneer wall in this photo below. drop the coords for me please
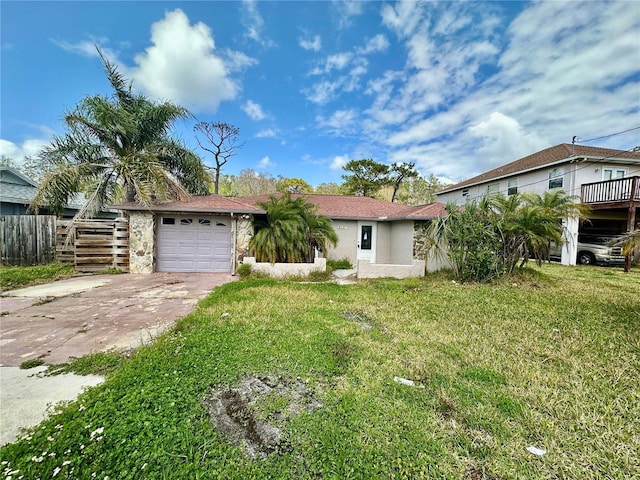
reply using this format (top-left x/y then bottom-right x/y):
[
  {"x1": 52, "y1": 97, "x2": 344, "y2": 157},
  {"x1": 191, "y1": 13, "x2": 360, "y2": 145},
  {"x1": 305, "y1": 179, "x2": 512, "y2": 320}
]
[
  {"x1": 235, "y1": 216, "x2": 253, "y2": 264},
  {"x1": 129, "y1": 211, "x2": 155, "y2": 274}
]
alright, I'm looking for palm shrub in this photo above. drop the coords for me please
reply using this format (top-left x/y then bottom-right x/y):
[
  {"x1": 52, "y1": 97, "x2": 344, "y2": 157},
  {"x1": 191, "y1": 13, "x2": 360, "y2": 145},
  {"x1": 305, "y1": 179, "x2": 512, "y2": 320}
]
[
  {"x1": 250, "y1": 194, "x2": 338, "y2": 263},
  {"x1": 31, "y1": 48, "x2": 209, "y2": 218},
  {"x1": 428, "y1": 191, "x2": 589, "y2": 282}
]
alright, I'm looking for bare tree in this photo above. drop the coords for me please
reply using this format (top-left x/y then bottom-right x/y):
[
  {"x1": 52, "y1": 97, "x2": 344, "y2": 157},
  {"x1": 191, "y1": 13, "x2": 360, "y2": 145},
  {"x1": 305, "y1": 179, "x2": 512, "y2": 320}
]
[{"x1": 194, "y1": 122, "x2": 244, "y2": 194}]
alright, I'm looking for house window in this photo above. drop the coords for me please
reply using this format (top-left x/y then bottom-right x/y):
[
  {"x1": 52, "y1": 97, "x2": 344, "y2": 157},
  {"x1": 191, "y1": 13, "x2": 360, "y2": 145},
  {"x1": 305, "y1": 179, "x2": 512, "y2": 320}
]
[
  {"x1": 162, "y1": 217, "x2": 175, "y2": 225},
  {"x1": 462, "y1": 188, "x2": 469, "y2": 198},
  {"x1": 548, "y1": 168, "x2": 564, "y2": 189},
  {"x1": 603, "y1": 168, "x2": 626, "y2": 180},
  {"x1": 507, "y1": 179, "x2": 518, "y2": 196},
  {"x1": 486, "y1": 184, "x2": 499, "y2": 196},
  {"x1": 198, "y1": 218, "x2": 211, "y2": 226},
  {"x1": 180, "y1": 218, "x2": 193, "y2": 225}
]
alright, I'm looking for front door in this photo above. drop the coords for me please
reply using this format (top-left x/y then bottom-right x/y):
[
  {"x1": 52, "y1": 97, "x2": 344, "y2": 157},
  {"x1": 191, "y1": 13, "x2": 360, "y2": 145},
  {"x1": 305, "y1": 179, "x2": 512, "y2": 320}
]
[{"x1": 357, "y1": 222, "x2": 376, "y2": 263}]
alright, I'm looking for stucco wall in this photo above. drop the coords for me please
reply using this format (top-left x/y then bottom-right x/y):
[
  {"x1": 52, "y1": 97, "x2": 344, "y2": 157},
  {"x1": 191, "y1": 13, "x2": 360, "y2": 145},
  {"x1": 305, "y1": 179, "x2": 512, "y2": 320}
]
[
  {"x1": 244, "y1": 257, "x2": 326, "y2": 278},
  {"x1": 437, "y1": 160, "x2": 638, "y2": 206},
  {"x1": 376, "y1": 222, "x2": 391, "y2": 264},
  {"x1": 327, "y1": 220, "x2": 358, "y2": 264},
  {"x1": 390, "y1": 221, "x2": 414, "y2": 264},
  {"x1": 357, "y1": 259, "x2": 425, "y2": 279},
  {"x1": 129, "y1": 211, "x2": 155, "y2": 274}
]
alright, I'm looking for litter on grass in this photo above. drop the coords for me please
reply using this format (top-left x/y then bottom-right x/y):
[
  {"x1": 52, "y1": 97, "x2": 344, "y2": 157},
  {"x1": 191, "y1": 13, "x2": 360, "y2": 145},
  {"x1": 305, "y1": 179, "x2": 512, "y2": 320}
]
[
  {"x1": 526, "y1": 446, "x2": 546, "y2": 456},
  {"x1": 393, "y1": 376, "x2": 425, "y2": 388}
]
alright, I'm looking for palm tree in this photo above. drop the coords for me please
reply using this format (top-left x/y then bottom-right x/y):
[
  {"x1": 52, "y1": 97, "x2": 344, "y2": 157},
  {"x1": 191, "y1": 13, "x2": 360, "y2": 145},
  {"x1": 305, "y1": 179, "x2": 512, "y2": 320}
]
[
  {"x1": 31, "y1": 49, "x2": 209, "y2": 218},
  {"x1": 249, "y1": 194, "x2": 337, "y2": 263},
  {"x1": 427, "y1": 191, "x2": 591, "y2": 281},
  {"x1": 610, "y1": 229, "x2": 639, "y2": 272}
]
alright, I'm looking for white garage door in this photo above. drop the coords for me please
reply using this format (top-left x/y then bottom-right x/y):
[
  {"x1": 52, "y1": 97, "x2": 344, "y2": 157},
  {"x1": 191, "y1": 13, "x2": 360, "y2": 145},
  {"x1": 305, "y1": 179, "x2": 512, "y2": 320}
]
[{"x1": 157, "y1": 215, "x2": 231, "y2": 272}]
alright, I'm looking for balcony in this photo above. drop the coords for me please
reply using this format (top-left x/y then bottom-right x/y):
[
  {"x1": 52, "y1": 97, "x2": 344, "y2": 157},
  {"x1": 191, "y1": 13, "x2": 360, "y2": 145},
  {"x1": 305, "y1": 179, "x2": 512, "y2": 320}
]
[{"x1": 581, "y1": 176, "x2": 640, "y2": 208}]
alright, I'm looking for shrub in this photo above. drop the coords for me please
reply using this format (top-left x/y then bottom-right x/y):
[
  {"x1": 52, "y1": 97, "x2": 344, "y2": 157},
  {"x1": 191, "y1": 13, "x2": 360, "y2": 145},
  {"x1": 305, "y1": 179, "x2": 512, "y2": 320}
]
[
  {"x1": 236, "y1": 263, "x2": 252, "y2": 279},
  {"x1": 327, "y1": 258, "x2": 352, "y2": 270}
]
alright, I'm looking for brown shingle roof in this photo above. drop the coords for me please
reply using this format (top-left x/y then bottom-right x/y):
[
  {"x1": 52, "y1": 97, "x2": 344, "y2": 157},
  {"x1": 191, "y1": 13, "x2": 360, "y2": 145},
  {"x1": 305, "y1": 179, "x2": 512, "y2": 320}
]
[
  {"x1": 116, "y1": 193, "x2": 445, "y2": 220},
  {"x1": 438, "y1": 144, "x2": 640, "y2": 194},
  {"x1": 243, "y1": 194, "x2": 444, "y2": 220},
  {"x1": 116, "y1": 194, "x2": 263, "y2": 213}
]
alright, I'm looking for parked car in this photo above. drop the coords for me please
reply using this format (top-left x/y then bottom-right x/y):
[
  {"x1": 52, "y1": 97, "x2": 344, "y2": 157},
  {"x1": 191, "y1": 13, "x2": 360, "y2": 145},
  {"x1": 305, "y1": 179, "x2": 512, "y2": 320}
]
[{"x1": 550, "y1": 234, "x2": 625, "y2": 266}]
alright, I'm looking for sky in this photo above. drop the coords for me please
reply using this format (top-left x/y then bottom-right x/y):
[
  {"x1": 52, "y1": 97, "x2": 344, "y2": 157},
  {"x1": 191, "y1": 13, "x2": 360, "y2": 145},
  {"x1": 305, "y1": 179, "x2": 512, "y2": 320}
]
[{"x1": 1, "y1": 0, "x2": 639, "y2": 187}]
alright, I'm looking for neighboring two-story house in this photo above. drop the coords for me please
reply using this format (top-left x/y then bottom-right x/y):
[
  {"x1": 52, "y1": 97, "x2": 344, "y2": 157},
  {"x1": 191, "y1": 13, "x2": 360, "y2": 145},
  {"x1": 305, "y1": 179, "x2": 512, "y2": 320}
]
[{"x1": 436, "y1": 144, "x2": 640, "y2": 265}]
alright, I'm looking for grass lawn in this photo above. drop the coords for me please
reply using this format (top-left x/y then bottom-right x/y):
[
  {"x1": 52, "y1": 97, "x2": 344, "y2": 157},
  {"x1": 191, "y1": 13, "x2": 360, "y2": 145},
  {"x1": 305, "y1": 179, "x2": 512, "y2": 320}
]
[
  {"x1": 1, "y1": 264, "x2": 638, "y2": 479},
  {"x1": 0, "y1": 263, "x2": 75, "y2": 292}
]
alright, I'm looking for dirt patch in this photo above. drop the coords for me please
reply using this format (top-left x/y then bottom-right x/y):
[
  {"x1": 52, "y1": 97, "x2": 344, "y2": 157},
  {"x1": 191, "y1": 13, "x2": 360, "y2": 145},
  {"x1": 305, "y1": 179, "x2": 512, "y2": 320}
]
[
  {"x1": 204, "y1": 375, "x2": 322, "y2": 459},
  {"x1": 343, "y1": 310, "x2": 373, "y2": 330}
]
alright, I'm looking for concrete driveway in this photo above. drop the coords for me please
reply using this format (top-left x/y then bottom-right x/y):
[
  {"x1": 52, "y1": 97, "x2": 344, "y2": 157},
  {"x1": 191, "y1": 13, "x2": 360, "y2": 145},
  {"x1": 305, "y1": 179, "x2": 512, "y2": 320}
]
[
  {"x1": 0, "y1": 272, "x2": 235, "y2": 445},
  {"x1": 0, "y1": 272, "x2": 235, "y2": 366}
]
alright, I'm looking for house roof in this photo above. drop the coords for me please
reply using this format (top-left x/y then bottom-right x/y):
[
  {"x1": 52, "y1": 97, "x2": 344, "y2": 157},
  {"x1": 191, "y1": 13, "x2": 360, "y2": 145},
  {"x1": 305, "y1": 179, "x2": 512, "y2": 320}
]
[
  {"x1": 116, "y1": 193, "x2": 445, "y2": 221},
  {"x1": 0, "y1": 166, "x2": 39, "y2": 204},
  {"x1": 438, "y1": 144, "x2": 640, "y2": 194},
  {"x1": 117, "y1": 194, "x2": 263, "y2": 214}
]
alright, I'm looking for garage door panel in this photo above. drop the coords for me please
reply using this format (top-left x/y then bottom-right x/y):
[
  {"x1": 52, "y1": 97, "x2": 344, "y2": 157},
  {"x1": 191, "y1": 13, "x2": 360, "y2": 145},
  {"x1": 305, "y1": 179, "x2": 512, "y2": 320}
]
[{"x1": 157, "y1": 215, "x2": 232, "y2": 273}]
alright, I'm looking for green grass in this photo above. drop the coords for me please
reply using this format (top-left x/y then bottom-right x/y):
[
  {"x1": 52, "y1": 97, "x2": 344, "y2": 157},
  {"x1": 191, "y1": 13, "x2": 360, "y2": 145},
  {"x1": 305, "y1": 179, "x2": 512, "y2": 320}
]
[
  {"x1": 0, "y1": 262, "x2": 75, "y2": 292},
  {"x1": 1, "y1": 264, "x2": 638, "y2": 479}
]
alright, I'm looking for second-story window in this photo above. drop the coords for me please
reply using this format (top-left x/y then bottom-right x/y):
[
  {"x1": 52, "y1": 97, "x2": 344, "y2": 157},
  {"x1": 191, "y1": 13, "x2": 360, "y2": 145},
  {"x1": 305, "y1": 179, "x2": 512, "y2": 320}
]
[
  {"x1": 548, "y1": 168, "x2": 564, "y2": 189},
  {"x1": 603, "y1": 168, "x2": 626, "y2": 180},
  {"x1": 507, "y1": 179, "x2": 518, "y2": 196}
]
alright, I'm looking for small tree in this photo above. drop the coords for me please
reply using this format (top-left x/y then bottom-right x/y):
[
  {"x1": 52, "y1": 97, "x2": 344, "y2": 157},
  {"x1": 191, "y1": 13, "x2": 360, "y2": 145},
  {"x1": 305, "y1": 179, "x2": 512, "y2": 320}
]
[
  {"x1": 389, "y1": 162, "x2": 419, "y2": 202},
  {"x1": 250, "y1": 193, "x2": 337, "y2": 263},
  {"x1": 341, "y1": 159, "x2": 390, "y2": 197},
  {"x1": 194, "y1": 122, "x2": 243, "y2": 194}
]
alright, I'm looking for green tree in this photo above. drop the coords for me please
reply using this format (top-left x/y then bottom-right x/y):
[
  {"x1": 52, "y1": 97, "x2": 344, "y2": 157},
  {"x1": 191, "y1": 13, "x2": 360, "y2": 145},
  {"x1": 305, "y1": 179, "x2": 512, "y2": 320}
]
[
  {"x1": 393, "y1": 173, "x2": 451, "y2": 205},
  {"x1": 388, "y1": 162, "x2": 419, "y2": 202},
  {"x1": 276, "y1": 177, "x2": 313, "y2": 194},
  {"x1": 341, "y1": 159, "x2": 390, "y2": 197},
  {"x1": 250, "y1": 193, "x2": 337, "y2": 263},
  {"x1": 31, "y1": 49, "x2": 209, "y2": 217},
  {"x1": 220, "y1": 169, "x2": 278, "y2": 197},
  {"x1": 194, "y1": 122, "x2": 243, "y2": 195},
  {"x1": 314, "y1": 182, "x2": 345, "y2": 195}
]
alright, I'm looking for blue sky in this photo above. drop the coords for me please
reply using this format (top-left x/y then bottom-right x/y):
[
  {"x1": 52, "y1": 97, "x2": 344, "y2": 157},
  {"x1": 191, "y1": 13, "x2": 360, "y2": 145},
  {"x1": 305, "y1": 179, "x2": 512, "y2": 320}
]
[{"x1": 1, "y1": 1, "x2": 639, "y2": 187}]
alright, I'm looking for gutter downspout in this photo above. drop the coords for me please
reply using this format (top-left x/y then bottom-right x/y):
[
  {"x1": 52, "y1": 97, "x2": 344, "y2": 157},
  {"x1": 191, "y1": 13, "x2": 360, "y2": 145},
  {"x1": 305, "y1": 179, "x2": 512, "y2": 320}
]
[{"x1": 231, "y1": 212, "x2": 237, "y2": 276}]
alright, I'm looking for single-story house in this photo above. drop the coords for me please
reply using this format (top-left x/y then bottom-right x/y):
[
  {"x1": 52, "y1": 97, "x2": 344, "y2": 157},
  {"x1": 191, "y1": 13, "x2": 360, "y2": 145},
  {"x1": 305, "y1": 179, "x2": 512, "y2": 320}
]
[{"x1": 117, "y1": 194, "x2": 446, "y2": 278}]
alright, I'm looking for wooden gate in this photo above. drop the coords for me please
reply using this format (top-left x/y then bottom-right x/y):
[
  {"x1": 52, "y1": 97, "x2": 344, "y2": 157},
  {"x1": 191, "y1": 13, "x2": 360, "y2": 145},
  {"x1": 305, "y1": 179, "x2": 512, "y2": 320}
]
[{"x1": 57, "y1": 219, "x2": 129, "y2": 272}]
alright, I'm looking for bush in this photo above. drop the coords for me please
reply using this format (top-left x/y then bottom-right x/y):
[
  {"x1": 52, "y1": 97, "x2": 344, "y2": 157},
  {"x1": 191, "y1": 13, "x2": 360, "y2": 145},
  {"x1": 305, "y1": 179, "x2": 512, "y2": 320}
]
[
  {"x1": 236, "y1": 263, "x2": 252, "y2": 279},
  {"x1": 327, "y1": 258, "x2": 352, "y2": 270}
]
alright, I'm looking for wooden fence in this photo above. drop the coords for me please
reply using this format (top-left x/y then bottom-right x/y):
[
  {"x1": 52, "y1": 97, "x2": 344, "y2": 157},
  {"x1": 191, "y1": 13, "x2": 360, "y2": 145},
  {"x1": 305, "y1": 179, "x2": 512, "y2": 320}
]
[
  {"x1": 1, "y1": 215, "x2": 57, "y2": 266},
  {"x1": 57, "y1": 219, "x2": 130, "y2": 272}
]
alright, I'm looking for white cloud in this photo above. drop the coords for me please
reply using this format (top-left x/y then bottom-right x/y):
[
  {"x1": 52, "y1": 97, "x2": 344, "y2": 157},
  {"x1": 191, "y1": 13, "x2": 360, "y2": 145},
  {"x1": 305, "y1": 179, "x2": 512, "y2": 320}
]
[
  {"x1": 357, "y1": 34, "x2": 389, "y2": 54},
  {"x1": 330, "y1": 154, "x2": 349, "y2": 171},
  {"x1": 0, "y1": 138, "x2": 50, "y2": 162},
  {"x1": 129, "y1": 9, "x2": 253, "y2": 112},
  {"x1": 332, "y1": 0, "x2": 365, "y2": 29},
  {"x1": 468, "y1": 112, "x2": 544, "y2": 165},
  {"x1": 257, "y1": 156, "x2": 275, "y2": 169},
  {"x1": 255, "y1": 129, "x2": 278, "y2": 138},
  {"x1": 316, "y1": 109, "x2": 358, "y2": 135},
  {"x1": 305, "y1": 80, "x2": 342, "y2": 104},
  {"x1": 52, "y1": 37, "x2": 118, "y2": 62},
  {"x1": 241, "y1": 0, "x2": 276, "y2": 47},
  {"x1": 299, "y1": 34, "x2": 322, "y2": 51},
  {"x1": 242, "y1": 100, "x2": 266, "y2": 121}
]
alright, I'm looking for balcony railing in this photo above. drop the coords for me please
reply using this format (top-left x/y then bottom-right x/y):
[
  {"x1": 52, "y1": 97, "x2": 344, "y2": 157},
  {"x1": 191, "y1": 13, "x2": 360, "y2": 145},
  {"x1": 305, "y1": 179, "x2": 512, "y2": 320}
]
[{"x1": 581, "y1": 176, "x2": 640, "y2": 205}]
